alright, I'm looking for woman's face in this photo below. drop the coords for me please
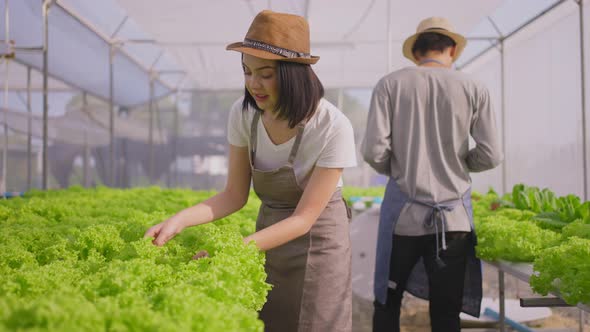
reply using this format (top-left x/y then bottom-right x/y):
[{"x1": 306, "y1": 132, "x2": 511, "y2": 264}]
[{"x1": 242, "y1": 54, "x2": 279, "y2": 112}]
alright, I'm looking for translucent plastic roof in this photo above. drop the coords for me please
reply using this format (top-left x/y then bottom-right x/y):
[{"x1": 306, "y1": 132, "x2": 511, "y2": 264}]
[
  {"x1": 0, "y1": 61, "x2": 72, "y2": 92},
  {"x1": 1, "y1": 91, "x2": 75, "y2": 117},
  {"x1": 0, "y1": 0, "x2": 173, "y2": 107},
  {"x1": 110, "y1": 0, "x2": 567, "y2": 91},
  {"x1": 457, "y1": 0, "x2": 562, "y2": 68},
  {"x1": 59, "y1": 0, "x2": 186, "y2": 88},
  {"x1": 0, "y1": 0, "x2": 569, "y2": 95},
  {"x1": 114, "y1": 0, "x2": 502, "y2": 90}
]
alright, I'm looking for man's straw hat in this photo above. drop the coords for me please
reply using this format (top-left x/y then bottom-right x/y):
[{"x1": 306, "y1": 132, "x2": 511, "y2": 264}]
[{"x1": 402, "y1": 17, "x2": 466, "y2": 64}]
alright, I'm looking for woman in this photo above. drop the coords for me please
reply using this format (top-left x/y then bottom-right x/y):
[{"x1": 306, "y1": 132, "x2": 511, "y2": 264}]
[{"x1": 145, "y1": 10, "x2": 356, "y2": 332}]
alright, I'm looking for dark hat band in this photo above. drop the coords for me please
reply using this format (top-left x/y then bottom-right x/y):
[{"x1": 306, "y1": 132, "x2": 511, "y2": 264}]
[{"x1": 243, "y1": 38, "x2": 311, "y2": 59}]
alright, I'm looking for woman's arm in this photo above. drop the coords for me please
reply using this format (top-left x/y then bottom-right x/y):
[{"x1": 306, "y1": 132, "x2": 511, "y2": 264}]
[
  {"x1": 243, "y1": 166, "x2": 342, "y2": 251},
  {"x1": 145, "y1": 144, "x2": 251, "y2": 246}
]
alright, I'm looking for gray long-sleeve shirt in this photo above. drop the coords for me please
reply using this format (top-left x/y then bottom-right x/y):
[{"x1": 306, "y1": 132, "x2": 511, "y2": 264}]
[{"x1": 362, "y1": 66, "x2": 503, "y2": 235}]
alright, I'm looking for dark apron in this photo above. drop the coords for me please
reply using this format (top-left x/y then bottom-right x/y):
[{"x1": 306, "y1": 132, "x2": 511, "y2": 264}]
[
  {"x1": 249, "y1": 111, "x2": 352, "y2": 332},
  {"x1": 373, "y1": 178, "x2": 482, "y2": 317}
]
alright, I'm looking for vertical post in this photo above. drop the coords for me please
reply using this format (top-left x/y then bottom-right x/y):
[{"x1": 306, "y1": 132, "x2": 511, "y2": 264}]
[
  {"x1": 1, "y1": 60, "x2": 7, "y2": 196},
  {"x1": 149, "y1": 78, "x2": 154, "y2": 183},
  {"x1": 83, "y1": 131, "x2": 89, "y2": 187},
  {"x1": 42, "y1": 0, "x2": 50, "y2": 190},
  {"x1": 579, "y1": 0, "x2": 588, "y2": 201},
  {"x1": 121, "y1": 139, "x2": 127, "y2": 188},
  {"x1": 579, "y1": 309, "x2": 585, "y2": 332},
  {"x1": 109, "y1": 45, "x2": 116, "y2": 187},
  {"x1": 498, "y1": 270, "x2": 506, "y2": 332},
  {"x1": 303, "y1": 0, "x2": 310, "y2": 19},
  {"x1": 2, "y1": 0, "x2": 9, "y2": 196},
  {"x1": 82, "y1": 93, "x2": 89, "y2": 187},
  {"x1": 26, "y1": 66, "x2": 32, "y2": 190},
  {"x1": 173, "y1": 95, "x2": 179, "y2": 188},
  {"x1": 202, "y1": 93, "x2": 210, "y2": 188},
  {"x1": 0, "y1": 0, "x2": 10, "y2": 198},
  {"x1": 487, "y1": 17, "x2": 508, "y2": 195},
  {"x1": 500, "y1": 40, "x2": 507, "y2": 195}
]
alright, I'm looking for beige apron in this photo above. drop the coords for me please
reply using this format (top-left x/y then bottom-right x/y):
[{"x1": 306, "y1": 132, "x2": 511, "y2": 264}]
[{"x1": 249, "y1": 111, "x2": 352, "y2": 332}]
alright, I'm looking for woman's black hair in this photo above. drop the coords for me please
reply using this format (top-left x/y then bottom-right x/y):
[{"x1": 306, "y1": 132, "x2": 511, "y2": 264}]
[
  {"x1": 242, "y1": 61, "x2": 324, "y2": 129},
  {"x1": 412, "y1": 32, "x2": 456, "y2": 58}
]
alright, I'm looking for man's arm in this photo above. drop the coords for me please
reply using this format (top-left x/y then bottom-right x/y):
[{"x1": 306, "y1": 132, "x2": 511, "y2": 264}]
[
  {"x1": 466, "y1": 87, "x2": 504, "y2": 172},
  {"x1": 362, "y1": 81, "x2": 393, "y2": 175}
]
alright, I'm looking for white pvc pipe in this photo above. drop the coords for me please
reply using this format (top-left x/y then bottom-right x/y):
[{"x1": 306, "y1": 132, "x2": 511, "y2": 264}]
[
  {"x1": 579, "y1": 0, "x2": 588, "y2": 201},
  {"x1": 42, "y1": 0, "x2": 51, "y2": 190},
  {"x1": 2, "y1": 0, "x2": 10, "y2": 196},
  {"x1": 26, "y1": 66, "x2": 31, "y2": 189},
  {"x1": 2, "y1": 59, "x2": 8, "y2": 197}
]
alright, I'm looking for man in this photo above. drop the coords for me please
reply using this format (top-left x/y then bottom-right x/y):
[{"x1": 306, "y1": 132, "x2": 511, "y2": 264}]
[{"x1": 362, "y1": 17, "x2": 503, "y2": 332}]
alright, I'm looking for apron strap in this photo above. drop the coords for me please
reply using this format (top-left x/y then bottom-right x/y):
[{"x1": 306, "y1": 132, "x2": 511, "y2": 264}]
[
  {"x1": 249, "y1": 111, "x2": 261, "y2": 166},
  {"x1": 249, "y1": 110, "x2": 306, "y2": 168},
  {"x1": 287, "y1": 123, "x2": 305, "y2": 166}
]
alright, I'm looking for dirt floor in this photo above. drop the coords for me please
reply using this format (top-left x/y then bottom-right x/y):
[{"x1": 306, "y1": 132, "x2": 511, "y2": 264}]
[{"x1": 352, "y1": 262, "x2": 590, "y2": 332}]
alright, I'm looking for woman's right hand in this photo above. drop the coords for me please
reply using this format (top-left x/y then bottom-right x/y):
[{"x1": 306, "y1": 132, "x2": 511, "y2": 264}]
[
  {"x1": 144, "y1": 217, "x2": 186, "y2": 246},
  {"x1": 143, "y1": 145, "x2": 251, "y2": 247}
]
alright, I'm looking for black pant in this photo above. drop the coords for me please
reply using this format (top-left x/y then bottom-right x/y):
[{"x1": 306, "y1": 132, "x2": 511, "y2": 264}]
[{"x1": 373, "y1": 232, "x2": 471, "y2": 332}]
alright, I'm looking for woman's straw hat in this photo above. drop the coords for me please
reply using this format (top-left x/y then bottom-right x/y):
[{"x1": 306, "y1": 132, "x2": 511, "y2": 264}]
[{"x1": 226, "y1": 10, "x2": 319, "y2": 65}]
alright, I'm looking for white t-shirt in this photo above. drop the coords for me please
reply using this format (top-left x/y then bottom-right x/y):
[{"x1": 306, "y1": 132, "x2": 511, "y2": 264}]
[{"x1": 227, "y1": 97, "x2": 357, "y2": 188}]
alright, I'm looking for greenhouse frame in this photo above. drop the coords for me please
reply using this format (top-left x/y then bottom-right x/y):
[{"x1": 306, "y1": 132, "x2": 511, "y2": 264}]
[{"x1": 1, "y1": 0, "x2": 589, "y2": 331}]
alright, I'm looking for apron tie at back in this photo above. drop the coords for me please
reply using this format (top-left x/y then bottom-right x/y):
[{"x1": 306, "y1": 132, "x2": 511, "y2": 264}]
[{"x1": 409, "y1": 198, "x2": 461, "y2": 268}]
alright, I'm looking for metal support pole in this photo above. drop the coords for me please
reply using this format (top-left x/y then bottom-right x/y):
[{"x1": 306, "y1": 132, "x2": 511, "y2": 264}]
[
  {"x1": 2, "y1": 0, "x2": 10, "y2": 196},
  {"x1": 42, "y1": 0, "x2": 51, "y2": 190},
  {"x1": 459, "y1": 1, "x2": 566, "y2": 71},
  {"x1": 154, "y1": 100, "x2": 168, "y2": 187},
  {"x1": 121, "y1": 139, "x2": 127, "y2": 188},
  {"x1": 172, "y1": 76, "x2": 186, "y2": 188},
  {"x1": 579, "y1": 0, "x2": 588, "y2": 201},
  {"x1": 149, "y1": 78, "x2": 154, "y2": 183},
  {"x1": 173, "y1": 96, "x2": 179, "y2": 188},
  {"x1": 500, "y1": 40, "x2": 507, "y2": 195},
  {"x1": 111, "y1": 16, "x2": 128, "y2": 39},
  {"x1": 83, "y1": 131, "x2": 88, "y2": 186},
  {"x1": 2, "y1": 61, "x2": 7, "y2": 197},
  {"x1": 109, "y1": 44, "x2": 115, "y2": 187},
  {"x1": 26, "y1": 66, "x2": 32, "y2": 190},
  {"x1": 499, "y1": 270, "x2": 506, "y2": 332},
  {"x1": 82, "y1": 93, "x2": 89, "y2": 187},
  {"x1": 487, "y1": 16, "x2": 508, "y2": 195}
]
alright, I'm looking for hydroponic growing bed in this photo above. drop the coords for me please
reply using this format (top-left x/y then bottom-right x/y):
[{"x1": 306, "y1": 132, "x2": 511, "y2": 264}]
[
  {"x1": 473, "y1": 184, "x2": 590, "y2": 306},
  {"x1": 0, "y1": 186, "x2": 270, "y2": 331}
]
